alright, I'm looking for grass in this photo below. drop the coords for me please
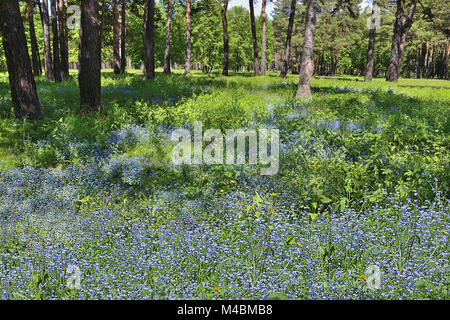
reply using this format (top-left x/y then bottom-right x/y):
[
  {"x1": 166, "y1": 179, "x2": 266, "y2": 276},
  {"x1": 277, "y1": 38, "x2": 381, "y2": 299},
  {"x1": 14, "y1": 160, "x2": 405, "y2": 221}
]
[{"x1": 0, "y1": 70, "x2": 449, "y2": 299}]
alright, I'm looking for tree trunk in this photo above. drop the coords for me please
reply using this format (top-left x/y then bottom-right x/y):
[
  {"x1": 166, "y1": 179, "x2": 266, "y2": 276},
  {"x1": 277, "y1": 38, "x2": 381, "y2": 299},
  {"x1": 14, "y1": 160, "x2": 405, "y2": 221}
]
[
  {"x1": 280, "y1": 0, "x2": 296, "y2": 78},
  {"x1": 261, "y1": 0, "x2": 267, "y2": 75},
  {"x1": 141, "y1": 0, "x2": 148, "y2": 74},
  {"x1": 414, "y1": 45, "x2": 420, "y2": 79},
  {"x1": 99, "y1": 0, "x2": 106, "y2": 68},
  {"x1": 42, "y1": 0, "x2": 53, "y2": 80},
  {"x1": 163, "y1": 0, "x2": 173, "y2": 74},
  {"x1": 249, "y1": 0, "x2": 260, "y2": 76},
  {"x1": 58, "y1": 0, "x2": 69, "y2": 79},
  {"x1": 364, "y1": 0, "x2": 378, "y2": 81},
  {"x1": 296, "y1": 0, "x2": 317, "y2": 98},
  {"x1": 427, "y1": 44, "x2": 434, "y2": 78},
  {"x1": 27, "y1": 0, "x2": 41, "y2": 77},
  {"x1": 221, "y1": 0, "x2": 229, "y2": 76},
  {"x1": 405, "y1": 48, "x2": 412, "y2": 78},
  {"x1": 50, "y1": 0, "x2": 61, "y2": 82},
  {"x1": 444, "y1": 41, "x2": 449, "y2": 80},
  {"x1": 423, "y1": 41, "x2": 429, "y2": 78},
  {"x1": 78, "y1": 0, "x2": 101, "y2": 112},
  {"x1": 330, "y1": 51, "x2": 338, "y2": 76},
  {"x1": 113, "y1": 0, "x2": 121, "y2": 74},
  {"x1": 120, "y1": 0, "x2": 126, "y2": 73},
  {"x1": 145, "y1": 0, "x2": 155, "y2": 79},
  {"x1": 386, "y1": 0, "x2": 417, "y2": 82},
  {"x1": 185, "y1": 0, "x2": 191, "y2": 74},
  {"x1": 0, "y1": 0, "x2": 44, "y2": 120}
]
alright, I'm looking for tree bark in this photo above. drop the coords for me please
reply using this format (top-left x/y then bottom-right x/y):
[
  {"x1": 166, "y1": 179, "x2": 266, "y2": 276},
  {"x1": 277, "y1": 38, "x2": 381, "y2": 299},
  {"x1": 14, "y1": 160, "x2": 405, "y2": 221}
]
[
  {"x1": 42, "y1": 0, "x2": 53, "y2": 80},
  {"x1": 423, "y1": 41, "x2": 429, "y2": 78},
  {"x1": 141, "y1": 0, "x2": 148, "y2": 74},
  {"x1": 249, "y1": 0, "x2": 260, "y2": 76},
  {"x1": 58, "y1": 0, "x2": 69, "y2": 79},
  {"x1": 386, "y1": 0, "x2": 417, "y2": 82},
  {"x1": 163, "y1": 0, "x2": 173, "y2": 74},
  {"x1": 78, "y1": 0, "x2": 101, "y2": 112},
  {"x1": 145, "y1": 0, "x2": 155, "y2": 79},
  {"x1": 99, "y1": 0, "x2": 106, "y2": 68},
  {"x1": 444, "y1": 41, "x2": 449, "y2": 80},
  {"x1": 120, "y1": 0, "x2": 126, "y2": 73},
  {"x1": 221, "y1": 0, "x2": 229, "y2": 76},
  {"x1": 261, "y1": 0, "x2": 267, "y2": 75},
  {"x1": 414, "y1": 45, "x2": 421, "y2": 79},
  {"x1": 296, "y1": 0, "x2": 317, "y2": 98},
  {"x1": 27, "y1": 0, "x2": 41, "y2": 77},
  {"x1": 0, "y1": 0, "x2": 44, "y2": 120},
  {"x1": 280, "y1": 0, "x2": 296, "y2": 78},
  {"x1": 50, "y1": 0, "x2": 61, "y2": 82},
  {"x1": 113, "y1": 0, "x2": 121, "y2": 74},
  {"x1": 364, "y1": 0, "x2": 378, "y2": 81},
  {"x1": 185, "y1": 0, "x2": 192, "y2": 74},
  {"x1": 427, "y1": 44, "x2": 434, "y2": 78}
]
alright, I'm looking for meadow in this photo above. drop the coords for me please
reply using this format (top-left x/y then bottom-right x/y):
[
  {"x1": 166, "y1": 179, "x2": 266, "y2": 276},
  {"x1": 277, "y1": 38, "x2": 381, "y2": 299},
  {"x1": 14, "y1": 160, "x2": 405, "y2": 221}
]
[{"x1": 0, "y1": 70, "x2": 449, "y2": 299}]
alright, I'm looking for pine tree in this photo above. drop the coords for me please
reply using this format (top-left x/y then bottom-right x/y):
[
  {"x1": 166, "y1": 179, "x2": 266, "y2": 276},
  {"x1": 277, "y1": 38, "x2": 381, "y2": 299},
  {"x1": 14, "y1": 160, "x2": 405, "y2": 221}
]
[{"x1": 0, "y1": 0, "x2": 44, "y2": 120}]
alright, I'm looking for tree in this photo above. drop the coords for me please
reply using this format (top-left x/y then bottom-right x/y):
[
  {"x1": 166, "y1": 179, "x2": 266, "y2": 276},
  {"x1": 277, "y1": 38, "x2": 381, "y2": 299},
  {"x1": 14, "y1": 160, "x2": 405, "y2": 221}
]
[
  {"x1": 249, "y1": 0, "x2": 260, "y2": 75},
  {"x1": 142, "y1": 0, "x2": 149, "y2": 74},
  {"x1": 261, "y1": 0, "x2": 268, "y2": 75},
  {"x1": 145, "y1": 0, "x2": 156, "y2": 78},
  {"x1": 164, "y1": 0, "x2": 173, "y2": 74},
  {"x1": 296, "y1": 0, "x2": 317, "y2": 98},
  {"x1": 121, "y1": 0, "x2": 127, "y2": 73},
  {"x1": 58, "y1": 0, "x2": 69, "y2": 79},
  {"x1": 280, "y1": 0, "x2": 297, "y2": 77},
  {"x1": 78, "y1": 0, "x2": 101, "y2": 111},
  {"x1": 0, "y1": 0, "x2": 44, "y2": 120},
  {"x1": 364, "y1": 0, "x2": 379, "y2": 81},
  {"x1": 113, "y1": 0, "x2": 121, "y2": 74},
  {"x1": 51, "y1": 0, "x2": 62, "y2": 82},
  {"x1": 185, "y1": 0, "x2": 192, "y2": 74},
  {"x1": 42, "y1": 0, "x2": 53, "y2": 80},
  {"x1": 386, "y1": 0, "x2": 417, "y2": 82},
  {"x1": 27, "y1": 0, "x2": 42, "y2": 77},
  {"x1": 221, "y1": 0, "x2": 229, "y2": 75}
]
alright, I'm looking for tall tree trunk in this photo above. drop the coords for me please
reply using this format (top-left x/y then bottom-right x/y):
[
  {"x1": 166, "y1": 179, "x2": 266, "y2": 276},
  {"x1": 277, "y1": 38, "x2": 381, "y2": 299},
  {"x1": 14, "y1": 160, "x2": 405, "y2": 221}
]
[
  {"x1": 185, "y1": 0, "x2": 191, "y2": 74},
  {"x1": 330, "y1": 50, "x2": 338, "y2": 76},
  {"x1": 0, "y1": 0, "x2": 44, "y2": 120},
  {"x1": 261, "y1": 0, "x2": 267, "y2": 75},
  {"x1": 414, "y1": 45, "x2": 421, "y2": 79},
  {"x1": 99, "y1": 0, "x2": 106, "y2": 68},
  {"x1": 78, "y1": 0, "x2": 101, "y2": 111},
  {"x1": 405, "y1": 48, "x2": 412, "y2": 78},
  {"x1": 249, "y1": 0, "x2": 260, "y2": 76},
  {"x1": 427, "y1": 44, "x2": 434, "y2": 78},
  {"x1": 386, "y1": 0, "x2": 417, "y2": 82},
  {"x1": 58, "y1": 0, "x2": 69, "y2": 79},
  {"x1": 444, "y1": 41, "x2": 449, "y2": 80},
  {"x1": 145, "y1": 0, "x2": 155, "y2": 79},
  {"x1": 27, "y1": 0, "x2": 41, "y2": 77},
  {"x1": 141, "y1": 0, "x2": 148, "y2": 74},
  {"x1": 423, "y1": 41, "x2": 429, "y2": 78},
  {"x1": 50, "y1": 0, "x2": 61, "y2": 82},
  {"x1": 364, "y1": 0, "x2": 378, "y2": 81},
  {"x1": 280, "y1": 0, "x2": 296, "y2": 78},
  {"x1": 42, "y1": 0, "x2": 53, "y2": 80},
  {"x1": 221, "y1": 0, "x2": 229, "y2": 76},
  {"x1": 113, "y1": 0, "x2": 121, "y2": 74},
  {"x1": 120, "y1": 0, "x2": 126, "y2": 73},
  {"x1": 163, "y1": 0, "x2": 173, "y2": 74},
  {"x1": 296, "y1": 0, "x2": 317, "y2": 98}
]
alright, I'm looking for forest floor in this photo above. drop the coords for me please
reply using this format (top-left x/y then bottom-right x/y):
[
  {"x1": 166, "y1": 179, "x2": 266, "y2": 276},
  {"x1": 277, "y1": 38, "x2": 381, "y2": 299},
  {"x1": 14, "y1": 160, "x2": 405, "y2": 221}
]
[{"x1": 0, "y1": 70, "x2": 449, "y2": 299}]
